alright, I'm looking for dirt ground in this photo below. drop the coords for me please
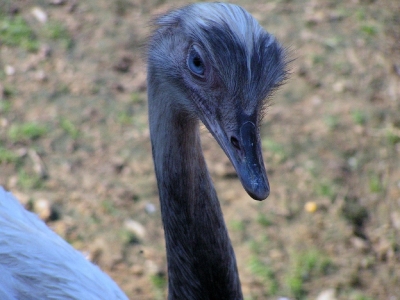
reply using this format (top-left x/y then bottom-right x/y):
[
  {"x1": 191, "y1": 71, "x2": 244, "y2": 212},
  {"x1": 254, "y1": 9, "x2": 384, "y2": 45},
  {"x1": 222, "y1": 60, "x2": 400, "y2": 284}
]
[{"x1": 1, "y1": 0, "x2": 399, "y2": 299}]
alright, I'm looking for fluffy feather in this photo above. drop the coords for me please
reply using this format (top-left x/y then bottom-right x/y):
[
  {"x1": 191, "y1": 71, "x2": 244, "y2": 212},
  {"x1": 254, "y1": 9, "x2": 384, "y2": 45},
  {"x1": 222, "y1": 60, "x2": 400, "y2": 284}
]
[{"x1": 0, "y1": 187, "x2": 128, "y2": 300}]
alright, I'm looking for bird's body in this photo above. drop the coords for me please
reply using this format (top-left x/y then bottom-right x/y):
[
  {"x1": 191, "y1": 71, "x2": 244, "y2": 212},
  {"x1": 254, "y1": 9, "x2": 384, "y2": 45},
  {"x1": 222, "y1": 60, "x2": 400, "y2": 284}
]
[
  {"x1": 0, "y1": 3, "x2": 286, "y2": 299},
  {"x1": 0, "y1": 187, "x2": 128, "y2": 300}
]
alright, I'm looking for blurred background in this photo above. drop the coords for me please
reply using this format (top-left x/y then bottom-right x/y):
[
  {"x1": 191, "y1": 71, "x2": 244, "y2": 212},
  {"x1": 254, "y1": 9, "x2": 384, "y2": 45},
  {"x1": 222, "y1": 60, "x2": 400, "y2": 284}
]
[{"x1": 0, "y1": 0, "x2": 399, "y2": 299}]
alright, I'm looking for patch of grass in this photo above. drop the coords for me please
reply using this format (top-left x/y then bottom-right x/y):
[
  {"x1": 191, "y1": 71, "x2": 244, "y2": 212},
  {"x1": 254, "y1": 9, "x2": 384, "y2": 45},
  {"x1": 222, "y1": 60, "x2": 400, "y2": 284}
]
[
  {"x1": 316, "y1": 180, "x2": 336, "y2": 200},
  {"x1": 360, "y1": 24, "x2": 378, "y2": 36},
  {"x1": 18, "y1": 169, "x2": 43, "y2": 189},
  {"x1": 311, "y1": 54, "x2": 324, "y2": 65},
  {"x1": 257, "y1": 212, "x2": 273, "y2": 227},
  {"x1": 119, "y1": 229, "x2": 140, "y2": 245},
  {"x1": 60, "y1": 117, "x2": 80, "y2": 139},
  {"x1": 248, "y1": 256, "x2": 279, "y2": 295},
  {"x1": 117, "y1": 111, "x2": 133, "y2": 125},
  {"x1": 285, "y1": 249, "x2": 332, "y2": 299},
  {"x1": 324, "y1": 115, "x2": 340, "y2": 130},
  {"x1": 230, "y1": 219, "x2": 245, "y2": 232},
  {"x1": 386, "y1": 129, "x2": 400, "y2": 145},
  {"x1": 355, "y1": 8, "x2": 366, "y2": 21},
  {"x1": 0, "y1": 146, "x2": 19, "y2": 163},
  {"x1": 351, "y1": 110, "x2": 367, "y2": 125},
  {"x1": 349, "y1": 291, "x2": 375, "y2": 300},
  {"x1": 101, "y1": 199, "x2": 118, "y2": 215},
  {"x1": 0, "y1": 14, "x2": 39, "y2": 51},
  {"x1": 150, "y1": 273, "x2": 167, "y2": 300},
  {"x1": 369, "y1": 173, "x2": 383, "y2": 193},
  {"x1": 0, "y1": 99, "x2": 12, "y2": 113},
  {"x1": 8, "y1": 122, "x2": 48, "y2": 142},
  {"x1": 131, "y1": 92, "x2": 145, "y2": 104},
  {"x1": 262, "y1": 139, "x2": 287, "y2": 163},
  {"x1": 42, "y1": 21, "x2": 73, "y2": 49}
]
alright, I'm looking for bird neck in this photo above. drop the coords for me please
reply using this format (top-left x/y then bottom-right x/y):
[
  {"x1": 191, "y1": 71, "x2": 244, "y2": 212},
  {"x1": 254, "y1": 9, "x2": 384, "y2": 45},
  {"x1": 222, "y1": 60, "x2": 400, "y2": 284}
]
[{"x1": 148, "y1": 93, "x2": 243, "y2": 299}]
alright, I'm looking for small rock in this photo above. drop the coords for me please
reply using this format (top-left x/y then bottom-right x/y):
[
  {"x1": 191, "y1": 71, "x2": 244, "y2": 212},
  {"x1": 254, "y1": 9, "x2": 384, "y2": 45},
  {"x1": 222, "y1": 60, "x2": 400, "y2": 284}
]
[
  {"x1": 5, "y1": 65, "x2": 15, "y2": 76},
  {"x1": 50, "y1": 0, "x2": 66, "y2": 5},
  {"x1": 31, "y1": 7, "x2": 48, "y2": 23},
  {"x1": 316, "y1": 289, "x2": 337, "y2": 300},
  {"x1": 351, "y1": 236, "x2": 369, "y2": 251},
  {"x1": 145, "y1": 203, "x2": 156, "y2": 214},
  {"x1": 33, "y1": 198, "x2": 53, "y2": 221},
  {"x1": 124, "y1": 219, "x2": 146, "y2": 239},
  {"x1": 145, "y1": 259, "x2": 161, "y2": 276},
  {"x1": 35, "y1": 70, "x2": 47, "y2": 82},
  {"x1": 391, "y1": 212, "x2": 400, "y2": 230},
  {"x1": 0, "y1": 118, "x2": 8, "y2": 127}
]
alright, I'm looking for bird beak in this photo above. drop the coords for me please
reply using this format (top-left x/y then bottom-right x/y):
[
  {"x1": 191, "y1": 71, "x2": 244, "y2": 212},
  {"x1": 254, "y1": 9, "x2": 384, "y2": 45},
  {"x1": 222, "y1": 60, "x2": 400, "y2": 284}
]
[
  {"x1": 233, "y1": 121, "x2": 270, "y2": 200},
  {"x1": 206, "y1": 118, "x2": 270, "y2": 201}
]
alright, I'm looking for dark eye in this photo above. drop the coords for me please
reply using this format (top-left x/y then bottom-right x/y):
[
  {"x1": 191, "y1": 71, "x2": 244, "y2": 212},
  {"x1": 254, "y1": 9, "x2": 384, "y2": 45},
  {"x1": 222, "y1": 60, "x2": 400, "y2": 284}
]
[{"x1": 187, "y1": 47, "x2": 205, "y2": 76}]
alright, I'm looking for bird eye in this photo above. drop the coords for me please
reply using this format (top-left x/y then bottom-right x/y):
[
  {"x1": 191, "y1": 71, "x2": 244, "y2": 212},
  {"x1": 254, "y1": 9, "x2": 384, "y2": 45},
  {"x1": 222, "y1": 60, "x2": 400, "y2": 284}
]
[{"x1": 187, "y1": 47, "x2": 205, "y2": 76}]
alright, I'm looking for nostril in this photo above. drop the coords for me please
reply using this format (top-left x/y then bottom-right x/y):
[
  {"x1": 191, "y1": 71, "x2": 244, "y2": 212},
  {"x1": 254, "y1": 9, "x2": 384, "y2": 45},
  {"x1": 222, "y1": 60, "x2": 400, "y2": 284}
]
[{"x1": 230, "y1": 136, "x2": 241, "y2": 151}]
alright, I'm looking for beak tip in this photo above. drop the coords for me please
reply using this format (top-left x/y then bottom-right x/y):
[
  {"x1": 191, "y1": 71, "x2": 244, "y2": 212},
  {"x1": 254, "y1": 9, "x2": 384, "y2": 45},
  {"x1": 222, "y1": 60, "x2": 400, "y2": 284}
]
[{"x1": 246, "y1": 186, "x2": 270, "y2": 201}]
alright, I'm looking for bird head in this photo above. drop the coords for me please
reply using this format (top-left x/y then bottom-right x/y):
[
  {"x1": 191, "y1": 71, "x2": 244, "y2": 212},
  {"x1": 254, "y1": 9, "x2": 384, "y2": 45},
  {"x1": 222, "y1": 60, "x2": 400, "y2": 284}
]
[{"x1": 148, "y1": 3, "x2": 287, "y2": 200}]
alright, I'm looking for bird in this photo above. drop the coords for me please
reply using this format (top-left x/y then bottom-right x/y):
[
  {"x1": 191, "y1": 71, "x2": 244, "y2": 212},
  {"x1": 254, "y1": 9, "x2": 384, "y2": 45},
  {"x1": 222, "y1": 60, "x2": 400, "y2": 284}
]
[
  {"x1": 0, "y1": 3, "x2": 287, "y2": 299},
  {"x1": 148, "y1": 3, "x2": 286, "y2": 299}
]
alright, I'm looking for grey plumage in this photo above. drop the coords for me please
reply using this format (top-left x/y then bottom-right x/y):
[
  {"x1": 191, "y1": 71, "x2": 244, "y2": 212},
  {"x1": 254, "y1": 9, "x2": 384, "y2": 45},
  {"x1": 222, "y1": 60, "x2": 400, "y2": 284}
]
[{"x1": 147, "y1": 3, "x2": 287, "y2": 299}]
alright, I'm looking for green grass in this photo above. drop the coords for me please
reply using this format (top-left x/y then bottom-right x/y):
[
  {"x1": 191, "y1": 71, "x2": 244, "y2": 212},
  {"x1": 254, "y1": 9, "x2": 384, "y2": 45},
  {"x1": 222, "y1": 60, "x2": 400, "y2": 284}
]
[
  {"x1": 60, "y1": 117, "x2": 80, "y2": 139},
  {"x1": 285, "y1": 249, "x2": 332, "y2": 299},
  {"x1": 324, "y1": 115, "x2": 340, "y2": 130},
  {"x1": 0, "y1": 146, "x2": 19, "y2": 163},
  {"x1": 262, "y1": 138, "x2": 287, "y2": 163},
  {"x1": 150, "y1": 273, "x2": 167, "y2": 300},
  {"x1": 351, "y1": 110, "x2": 367, "y2": 125},
  {"x1": 42, "y1": 21, "x2": 73, "y2": 49},
  {"x1": 18, "y1": 169, "x2": 43, "y2": 189},
  {"x1": 248, "y1": 256, "x2": 279, "y2": 295},
  {"x1": 229, "y1": 219, "x2": 245, "y2": 232},
  {"x1": 316, "y1": 180, "x2": 336, "y2": 200},
  {"x1": 131, "y1": 92, "x2": 145, "y2": 104},
  {"x1": 118, "y1": 229, "x2": 140, "y2": 245},
  {"x1": 386, "y1": 129, "x2": 400, "y2": 146},
  {"x1": 0, "y1": 14, "x2": 39, "y2": 51},
  {"x1": 8, "y1": 122, "x2": 48, "y2": 142},
  {"x1": 360, "y1": 24, "x2": 378, "y2": 36},
  {"x1": 101, "y1": 199, "x2": 118, "y2": 215},
  {"x1": 368, "y1": 173, "x2": 383, "y2": 193},
  {"x1": 117, "y1": 111, "x2": 133, "y2": 125},
  {"x1": 256, "y1": 212, "x2": 273, "y2": 227}
]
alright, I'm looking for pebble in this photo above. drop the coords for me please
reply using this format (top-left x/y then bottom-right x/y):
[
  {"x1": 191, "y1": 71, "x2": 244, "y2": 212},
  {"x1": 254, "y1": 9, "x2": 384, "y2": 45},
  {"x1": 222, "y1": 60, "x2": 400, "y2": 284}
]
[
  {"x1": 316, "y1": 289, "x2": 337, "y2": 300},
  {"x1": 31, "y1": 7, "x2": 47, "y2": 23},
  {"x1": 5, "y1": 65, "x2": 15, "y2": 76},
  {"x1": 124, "y1": 219, "x2": 146, "y2": 239},
  {"x1": 33, "y1": 198, "x2": 53, "y2": 221},
  {"x1": 144, "y1": 259, "x2": 160, "y2": 276},
  {"x1": 145, "y1": 203, "x2": 156, "y2": 214}
]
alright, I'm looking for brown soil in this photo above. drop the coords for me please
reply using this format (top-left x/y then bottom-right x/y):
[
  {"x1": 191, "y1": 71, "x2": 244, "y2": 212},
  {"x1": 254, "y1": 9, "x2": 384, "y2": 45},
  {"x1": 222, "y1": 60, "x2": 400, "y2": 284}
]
[{"x1": 1, "y1": 0, "x2": 399, "y2": 299}]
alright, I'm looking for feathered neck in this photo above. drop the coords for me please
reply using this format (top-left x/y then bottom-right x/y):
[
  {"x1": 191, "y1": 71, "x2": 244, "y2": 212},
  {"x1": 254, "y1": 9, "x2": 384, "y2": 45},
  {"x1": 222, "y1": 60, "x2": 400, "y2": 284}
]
[{"x1": 148, "y1": 87, "x2": 243, "y2": 299}]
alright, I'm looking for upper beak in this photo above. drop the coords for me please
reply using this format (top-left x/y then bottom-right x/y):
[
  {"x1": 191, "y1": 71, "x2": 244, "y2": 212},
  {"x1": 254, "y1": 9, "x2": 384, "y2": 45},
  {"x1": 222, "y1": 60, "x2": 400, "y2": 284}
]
[
  {"x1": 233, "y1": 121, "x2": 270, "y2": 200},
  {"x1": 206, "y1": 118, "x2": 270, "y2": 201}
]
